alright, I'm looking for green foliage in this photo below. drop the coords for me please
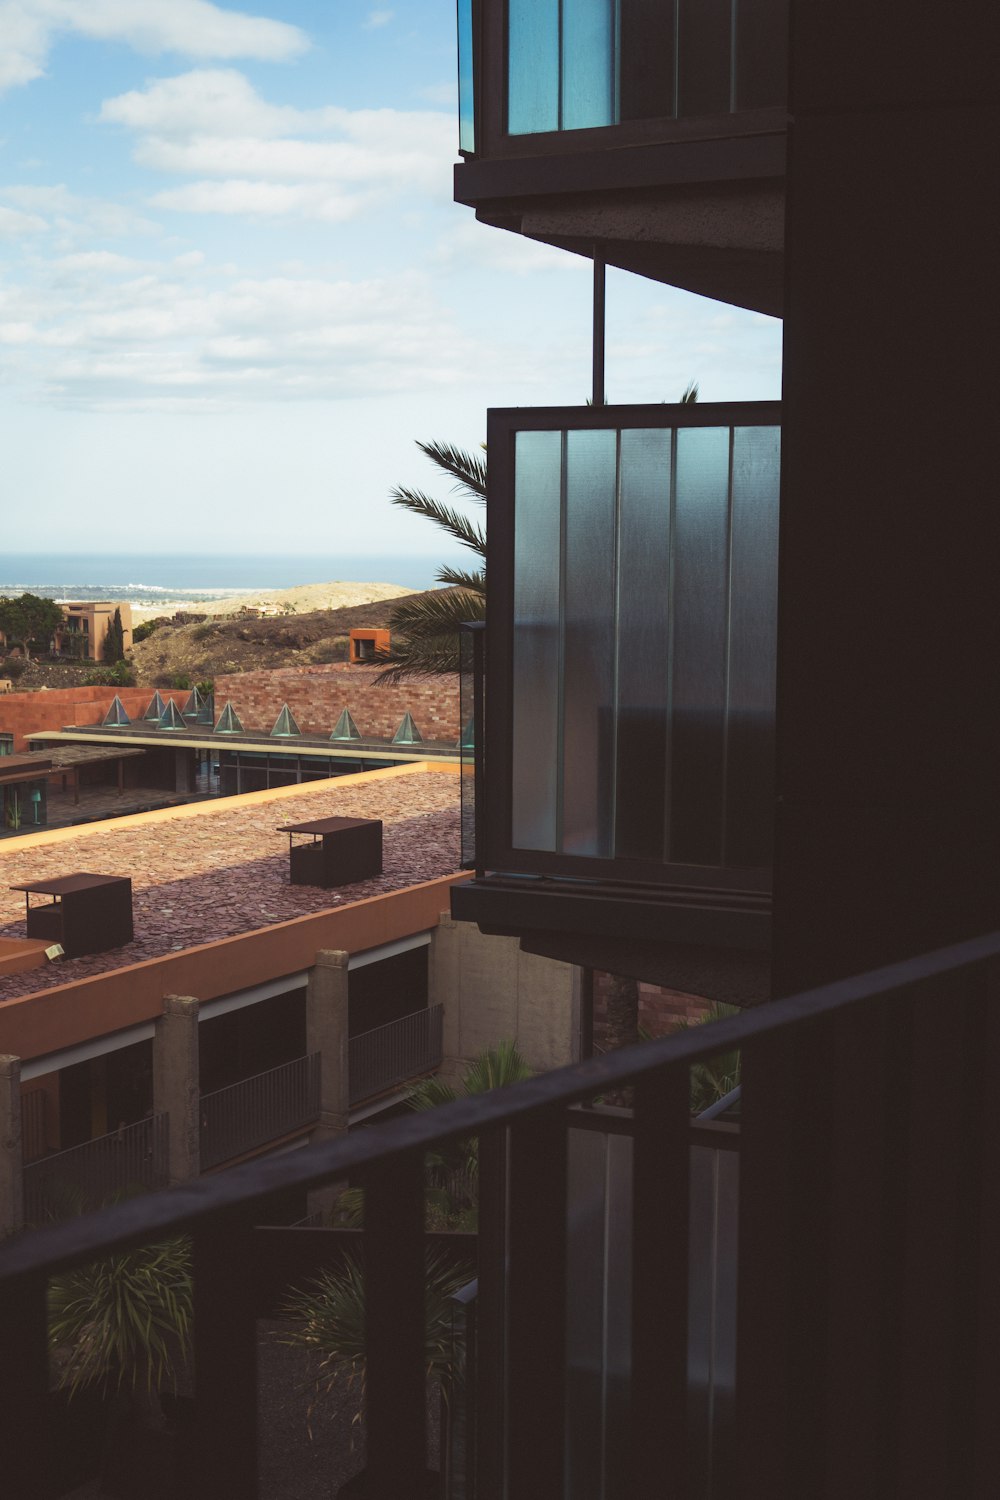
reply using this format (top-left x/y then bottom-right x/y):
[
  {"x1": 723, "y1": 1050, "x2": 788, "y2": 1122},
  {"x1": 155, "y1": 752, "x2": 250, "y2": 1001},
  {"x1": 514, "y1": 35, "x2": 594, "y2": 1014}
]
[
  {"x1": 278, "y1": 1247, "x2": 473, "y2": 1426},
  {"x1": 196, "y1": 679, "x2": 214, "y2": 697},
  {"x1": 3, "y1": 656, "x2": 26, "y2": 680},
  {"x1": 676, "y1": 1003, "x2": 742, "y2": 1114},
  {"x1": 102, "y1": 607, "x2": 126, "y2": 664},
  {"x1": 0, "y1": 593, "x2": 65, "y2": 661},
  {"x1": 48, "y1": 1237, "x2": 192, "y2": 1399},
  {"x1": 170, "y1": 672, "x2": 192, "y2": 690},
  {"x1": 83, "y1": 659, "x2": 135, "y2": 688},
  {"x1": 190, "y1": 623, "x2": 214, "y2": 641},
  {"x1": 131, "y1": 619, "x2": 160, "y2": 644},
  {"x1": 377, "y1": 439, "x2": 486, "y2": 683}
]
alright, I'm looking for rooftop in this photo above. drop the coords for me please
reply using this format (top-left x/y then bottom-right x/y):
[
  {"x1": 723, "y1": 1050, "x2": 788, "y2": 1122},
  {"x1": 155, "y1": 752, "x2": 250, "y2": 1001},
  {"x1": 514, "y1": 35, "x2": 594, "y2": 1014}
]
[{"x1": 0, "y1": 763, "x2": 460, "y2": 1002}]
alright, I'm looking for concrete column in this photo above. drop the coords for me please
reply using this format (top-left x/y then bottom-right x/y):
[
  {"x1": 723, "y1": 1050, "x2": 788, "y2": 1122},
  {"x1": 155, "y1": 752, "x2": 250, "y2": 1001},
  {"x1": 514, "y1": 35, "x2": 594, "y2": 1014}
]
[
  {"x1": 307, "y1": 950, "x2": 350, "y2": 1138},
  {"x1": 153, "y1": 995, "x2": 200, "y2": 1184},
  {"x1": 306, "y1": 950, "x2": 351, "y2": 1220},
  {"x1": 0, "y1": 1057, "x2": 24, "y2": 1238}
]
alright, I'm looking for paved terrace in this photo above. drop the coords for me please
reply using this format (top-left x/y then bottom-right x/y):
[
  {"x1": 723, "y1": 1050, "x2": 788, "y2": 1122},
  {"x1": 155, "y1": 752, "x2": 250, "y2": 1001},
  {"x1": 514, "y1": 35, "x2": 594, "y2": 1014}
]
[{"x1": 0, "y1": 765, "x2": 460, "y2": 1001}]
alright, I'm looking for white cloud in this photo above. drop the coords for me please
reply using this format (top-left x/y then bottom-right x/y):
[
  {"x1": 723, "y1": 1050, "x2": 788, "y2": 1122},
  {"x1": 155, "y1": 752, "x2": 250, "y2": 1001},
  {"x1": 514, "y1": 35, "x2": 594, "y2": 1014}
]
[
  {"x1": 0, "y1": 255, "x2": 480, "y2": 411},
  {"x1": 419, "y1": 83, "x2": 456, "y2": 106},
  {"x1": 0, "y1": 0, "x2": 307, "y2": 95},
  {"x1": 150, "y1": 179, "x2": 364, "y2": 222},
  {"x1": 363, "y1": 9, "x2": 394, "y2": 27},
  {"x1": 99, "y1": 69, "x2": 456, "y2": 222},
  {"x1": 0, "y1": 203, "x2": 47, "y2": 237},
  {"x1": 435, "y1": 220, "x2": 585, "y2": 276},
  {"x1": 0, "y1": 182, "x2": 159, "y2": 239}
]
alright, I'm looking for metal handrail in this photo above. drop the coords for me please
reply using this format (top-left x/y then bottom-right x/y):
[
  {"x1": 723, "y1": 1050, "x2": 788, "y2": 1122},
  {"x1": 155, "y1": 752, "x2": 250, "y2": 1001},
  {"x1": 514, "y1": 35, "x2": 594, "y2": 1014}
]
[
  {"x1": 200, "y1": 1053, "x2": 320, "y2": 1169},
  {"x1": 349, "y1": 1004, "x2": 444, "y2": 1104},
  {"x1": 21, "y1": 1113, "x2": 169, "y2": 1227},
  {"x1": 1, "y1": 925, "x2": 998, "y2": 1278}
]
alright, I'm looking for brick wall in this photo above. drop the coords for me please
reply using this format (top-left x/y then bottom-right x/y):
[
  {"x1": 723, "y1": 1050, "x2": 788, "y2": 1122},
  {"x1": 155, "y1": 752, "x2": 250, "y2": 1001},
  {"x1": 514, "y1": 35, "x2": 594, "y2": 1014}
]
[
  {"x1": 0, "y1": 686, "x2": 188, "y2": 752},
  {"x1": 592, "y1": 972, "x2": 712, "y2": 1050},
  {"x1": 212, "y1": 664, "x2": 461, "y2": 743}
]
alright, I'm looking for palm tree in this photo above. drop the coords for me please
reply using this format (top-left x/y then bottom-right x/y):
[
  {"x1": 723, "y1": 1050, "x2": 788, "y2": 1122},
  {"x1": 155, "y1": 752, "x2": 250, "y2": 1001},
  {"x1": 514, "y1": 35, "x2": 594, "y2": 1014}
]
[{"x1": 376, "y1": 439, "x2": 486, "y2": 683}]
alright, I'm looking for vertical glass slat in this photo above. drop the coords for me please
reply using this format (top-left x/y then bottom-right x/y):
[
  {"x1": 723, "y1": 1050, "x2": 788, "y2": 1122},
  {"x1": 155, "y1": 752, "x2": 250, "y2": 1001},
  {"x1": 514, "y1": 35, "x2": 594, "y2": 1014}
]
[
  {"x1": 669, "y1": 426, "x2": 730, "y2": 864},
  {"x1": 614, "y1": 428, "x2": 672, "y2": 860},
  {"x1": 457, "y1": 0, "x2": 476, "y2": 151},
  {"x1": 562, "y1": 428, "x2": 618, "y2": 857},
  {"x1": 677, "y1": 0, "x2": 733, "y2": 117},
  {"x1": 562, "y1": 0, "x2": 618, "y2": 130},
  {"x1": 512, "y1": 431, "x2": 562, "y2": 851},
  {"x1": 508, "y1": 0, "x2": 560, "y2": 134},
  {"x1": 725, "y1": 426, "x2": 780, "y2": 866}
]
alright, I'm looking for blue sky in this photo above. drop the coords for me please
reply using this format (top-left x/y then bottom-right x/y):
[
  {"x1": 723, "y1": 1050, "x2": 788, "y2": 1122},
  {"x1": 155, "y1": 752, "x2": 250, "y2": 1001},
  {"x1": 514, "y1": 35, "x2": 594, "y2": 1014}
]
[{"x1": 0, "y1": 0, "x2": 782, "y2": 568}]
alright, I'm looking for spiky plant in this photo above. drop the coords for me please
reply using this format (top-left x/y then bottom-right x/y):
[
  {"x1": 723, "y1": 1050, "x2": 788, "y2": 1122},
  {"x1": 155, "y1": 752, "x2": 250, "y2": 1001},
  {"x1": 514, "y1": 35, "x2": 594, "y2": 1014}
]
[
  {"x1": 376, "y1": 439, "x2": 486, "y2": 683},
  {"x1": 48, "y1": 1236, "x2": 193, "y2": 1405},
  {"x1": 675, "y1": 1002, "x2": 742, "y2": 1114},
  {"x1": 278, "y1": 1247, "x2": 473, "y2": 1427}
]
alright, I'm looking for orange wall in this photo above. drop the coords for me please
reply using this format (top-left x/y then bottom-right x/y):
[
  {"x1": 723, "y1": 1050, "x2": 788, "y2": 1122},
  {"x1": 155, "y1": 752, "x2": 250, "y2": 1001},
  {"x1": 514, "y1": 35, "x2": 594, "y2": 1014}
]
[
  {"x1": 0, "y1": 873, "x2": 470, "y2": 1062},
  {"x1": 0, "y1": 938, "x2": 49, "y2": 977},
  {"x1": 0, "y1": 685, "x2": 187, "y2": 752}
]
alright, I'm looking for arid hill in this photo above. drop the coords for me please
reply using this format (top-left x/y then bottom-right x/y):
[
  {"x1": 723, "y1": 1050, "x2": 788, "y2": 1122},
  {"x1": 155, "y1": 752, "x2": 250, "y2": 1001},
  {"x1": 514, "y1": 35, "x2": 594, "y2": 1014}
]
[{"x1": 129, "y1": 592, "x2": 435, "y2": 686}]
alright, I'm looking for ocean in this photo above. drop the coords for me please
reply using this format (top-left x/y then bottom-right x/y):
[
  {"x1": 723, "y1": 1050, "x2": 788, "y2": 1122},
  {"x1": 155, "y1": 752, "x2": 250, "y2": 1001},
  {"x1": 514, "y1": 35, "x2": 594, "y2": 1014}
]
[{"x1": 0, "y1": 552, "x2": 443, "y2": 606}]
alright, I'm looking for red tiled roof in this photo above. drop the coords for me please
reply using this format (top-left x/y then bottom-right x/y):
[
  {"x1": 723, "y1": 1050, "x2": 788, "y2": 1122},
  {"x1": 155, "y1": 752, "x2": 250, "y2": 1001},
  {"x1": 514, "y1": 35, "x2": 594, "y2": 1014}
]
[{"x1": 0, "y1": 770, "x2": 460, "y2": 1000}]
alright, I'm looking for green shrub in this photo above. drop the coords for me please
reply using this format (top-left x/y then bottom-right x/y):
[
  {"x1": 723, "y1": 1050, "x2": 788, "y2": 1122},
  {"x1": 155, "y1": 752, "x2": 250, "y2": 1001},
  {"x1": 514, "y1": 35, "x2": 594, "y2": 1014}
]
[
  {"x1": 83, "y1": 660, "x2": 135, "y2": 688},
  {"x1": 170, "y1": 673, "x2": 192, "y2": 691},
  {"x1": 131, "y1": 619, "x2": 160, "y2": 643}
]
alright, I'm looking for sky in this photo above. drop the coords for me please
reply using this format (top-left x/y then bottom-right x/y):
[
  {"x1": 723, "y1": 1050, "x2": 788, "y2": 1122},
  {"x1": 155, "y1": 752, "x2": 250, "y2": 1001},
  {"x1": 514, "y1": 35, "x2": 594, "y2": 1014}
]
[{"x1": 0, "y1": 0, "x2": 782, "y2": 569}]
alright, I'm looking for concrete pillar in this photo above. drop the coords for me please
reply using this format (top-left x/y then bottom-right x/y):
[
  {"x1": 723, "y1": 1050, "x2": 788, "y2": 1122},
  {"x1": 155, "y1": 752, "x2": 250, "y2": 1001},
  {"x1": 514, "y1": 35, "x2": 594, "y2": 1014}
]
[
  {"x1": 153, "y1": 995, "x2": 200, "y2": 1184},
  {"x1": 306, "y1": 951, "x2": 351, "y2": 1220},
  {"x1": 0, "y1": 1056, "x2": 24, "y2": 1238}
]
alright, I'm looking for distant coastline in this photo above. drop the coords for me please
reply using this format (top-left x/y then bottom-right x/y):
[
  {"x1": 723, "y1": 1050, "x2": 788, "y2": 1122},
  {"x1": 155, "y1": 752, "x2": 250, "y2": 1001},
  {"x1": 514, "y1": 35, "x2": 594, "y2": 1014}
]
[{"x1": 0, "y1": 551, "x2": 444, "y2": 604}]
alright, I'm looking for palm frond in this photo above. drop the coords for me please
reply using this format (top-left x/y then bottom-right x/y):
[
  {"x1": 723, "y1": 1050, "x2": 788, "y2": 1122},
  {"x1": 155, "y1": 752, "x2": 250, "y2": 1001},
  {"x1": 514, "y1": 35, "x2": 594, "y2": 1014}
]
[
  {"x1": 680, "y1": 380, "x2": 700, "y2": 403},
  {"x1": 461, "y1": 1039, "x2": 532, "y2": 1094},
  {"x1": 376, "y1": 588, "x2": 485, "y2": 684},
  {"x1": 416, "y1": 439, "x2": 487, "y2": 503},
  {"x1": 389, "y1": 486, "x2": 486, "y2": 556},
  {"x1": 435, "y1": 563, "x2": 486, "y2": 593}
]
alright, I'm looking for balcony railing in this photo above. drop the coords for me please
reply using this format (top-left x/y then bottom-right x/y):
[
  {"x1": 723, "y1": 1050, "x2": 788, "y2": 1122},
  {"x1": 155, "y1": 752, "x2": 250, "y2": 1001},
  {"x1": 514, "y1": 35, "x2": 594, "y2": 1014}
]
[
  {"x1": 22, "y1": 1114, "x2": 168, "y2": 1226},
  {"x1": 200, "y1": 1053, "x2": 320, "y2": 1170},
  {"x1": 476, "y1": 402, "x2": 780, "y2": 898},
  {"x1": 349, "y1": 1005, "x2": 444, "y2": 1105},
  {"x1": 459, "y1": 0, "x2": 788, "y2": 157},
  {"x1": 0, "y1": 930, "x2": 994, "y2": 1498}
]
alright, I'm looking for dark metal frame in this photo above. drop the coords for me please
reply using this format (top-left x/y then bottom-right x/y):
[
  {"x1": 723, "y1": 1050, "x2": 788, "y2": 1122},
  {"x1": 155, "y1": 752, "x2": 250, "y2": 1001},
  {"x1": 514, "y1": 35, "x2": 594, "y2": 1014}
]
[
  {"x1": 484, "y1": 400, "x2": 781, "y2": 896},
  {"x1": 0, "y1": 928, "x2": 996, "y2": 1498}
]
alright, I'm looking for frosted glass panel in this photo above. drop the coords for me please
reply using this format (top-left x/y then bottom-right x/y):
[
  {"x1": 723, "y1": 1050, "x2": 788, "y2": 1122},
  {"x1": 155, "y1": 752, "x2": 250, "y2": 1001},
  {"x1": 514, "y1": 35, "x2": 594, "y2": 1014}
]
[
  {"x1": 457, "y1": 0, "x2": 475, "y2": 151},
  {"x1": 502, "y1": 412, "x2": 778, "y2": 885},
  {"x1": 562, "y1": 0, "x2": 618, "y2": 130},
  {"x1": 615, "y1": 428, "x2": 671, "y2": 860},
  {"x1": 562, "y1": 429, "x2": 618, "y2": 856},
  {"x1": 669, "y1": 427, "x2": 731, "y2": 865},
  {"x1": 726, "y1": 427, "x2": 780, "y2": 865},
  {"x1": 511, "y1": 431, "x2": 562, "y2": 851},
  {"x1": 508, "y1": 0, "x2": 560, "y2": 134}
]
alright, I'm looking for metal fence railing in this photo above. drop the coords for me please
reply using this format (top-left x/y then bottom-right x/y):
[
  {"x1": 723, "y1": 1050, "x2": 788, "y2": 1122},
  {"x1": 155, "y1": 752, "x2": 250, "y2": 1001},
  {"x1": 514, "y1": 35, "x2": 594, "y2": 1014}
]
[
  {"x1": 2, "y1": 932, "x2": 996, "y2": 1499},
  {"x1": 349, "y1": 1004, "x2": 444, "y2": 1105},
  {"x1": 22, "y1": 1114, "x2": 168, "y2": 1226},
  {"x1": 200, "y1": 1053, "x2": 320, "y2": 1170}
]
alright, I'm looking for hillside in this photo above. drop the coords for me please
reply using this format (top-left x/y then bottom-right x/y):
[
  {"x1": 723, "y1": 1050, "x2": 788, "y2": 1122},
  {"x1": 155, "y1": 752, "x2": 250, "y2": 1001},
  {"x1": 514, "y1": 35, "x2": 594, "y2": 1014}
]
[{"x1": 129, "y1": 591, "x2": 436, "y2": 685}]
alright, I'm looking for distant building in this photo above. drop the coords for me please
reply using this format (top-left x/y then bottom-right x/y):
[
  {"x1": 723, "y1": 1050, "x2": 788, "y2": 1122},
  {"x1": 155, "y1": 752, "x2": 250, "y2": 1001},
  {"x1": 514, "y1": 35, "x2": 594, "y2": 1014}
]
[{"x1": 51, "y1": 601, "x2": 133, "y2": 662}]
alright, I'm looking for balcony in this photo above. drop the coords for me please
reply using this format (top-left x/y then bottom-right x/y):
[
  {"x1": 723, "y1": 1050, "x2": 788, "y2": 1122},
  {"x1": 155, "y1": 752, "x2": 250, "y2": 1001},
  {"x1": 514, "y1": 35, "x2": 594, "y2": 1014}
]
[
  {"x1": 200, "y1": 1053, "x2": 321, "y2": 1170},
  {"x1": 454, "y1": 0, "x2": 788, "y2": 313},
  {"x1": 349, "y1": 1005, "x2": 444, "y2": 1106},
  {"x1": 454, "y1": 401, "x2": 779, "y2": 989},
  {"x1": 22, "y1": 1115, "x2": 169, "y2": 1226},
  {"x1": 0, "y1": 929, "x2": 994, "y2": 1497}
]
